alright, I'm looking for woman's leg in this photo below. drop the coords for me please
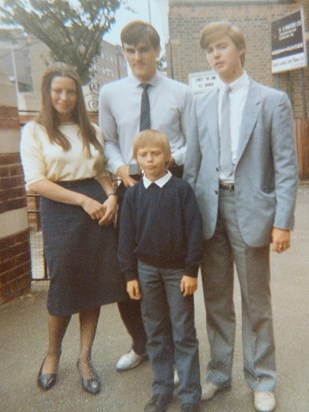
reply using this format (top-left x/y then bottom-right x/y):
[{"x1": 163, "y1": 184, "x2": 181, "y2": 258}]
[
  {"x1": 78, "y1": 306, "x2": 101, "y2": 379},
  {"x1": 41, "y1": 314, "x2": 71, "y2": 374}
]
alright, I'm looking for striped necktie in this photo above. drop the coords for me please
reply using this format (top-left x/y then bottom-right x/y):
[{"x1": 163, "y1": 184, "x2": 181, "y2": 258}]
[{"x1": 139, "y1": 83, "x2": 151, "y2": 131}]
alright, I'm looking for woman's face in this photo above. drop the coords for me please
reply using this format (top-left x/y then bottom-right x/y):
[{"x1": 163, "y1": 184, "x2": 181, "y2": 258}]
[{"x1": 50, "y1": 76, "x2": 77, "y2": 121}]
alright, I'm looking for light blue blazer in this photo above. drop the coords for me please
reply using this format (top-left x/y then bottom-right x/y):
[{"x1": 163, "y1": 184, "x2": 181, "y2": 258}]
[{"x1": 184, "y1": 79, "x2": 298, "y2": 247}]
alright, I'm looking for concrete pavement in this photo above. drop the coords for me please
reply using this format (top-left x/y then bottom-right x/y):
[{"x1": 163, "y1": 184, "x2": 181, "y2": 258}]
[{"x1": 0, "y1": 184, "x2": 308, "y2": 412}]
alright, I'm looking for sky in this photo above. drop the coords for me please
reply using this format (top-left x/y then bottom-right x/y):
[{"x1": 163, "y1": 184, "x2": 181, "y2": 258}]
[
  {"x1": 104, "y1": 0, "x2": 167, "y2": 46},
  {"x1": 0, "y1": 0, "x2": 167, "y2": 48}
]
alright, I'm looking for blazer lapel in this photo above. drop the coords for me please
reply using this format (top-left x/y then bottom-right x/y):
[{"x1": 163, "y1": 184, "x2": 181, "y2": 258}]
[
  {"x1": 236, "y1": 80, "x2": 262, "y2": 164},
  {"x1": 206, "y1": 89, "x2": 220, "y2": 155}
]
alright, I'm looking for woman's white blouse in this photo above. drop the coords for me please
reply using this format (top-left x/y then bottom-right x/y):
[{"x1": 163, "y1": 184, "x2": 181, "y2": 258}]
[{"x1": 20, "y1": 121, "x2": 108, "y2": 190}]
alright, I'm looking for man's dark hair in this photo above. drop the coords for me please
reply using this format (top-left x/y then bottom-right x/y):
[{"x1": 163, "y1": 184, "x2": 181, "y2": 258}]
[{"x1": 121, "y1": 20, "x2": 160, "y2": 49}]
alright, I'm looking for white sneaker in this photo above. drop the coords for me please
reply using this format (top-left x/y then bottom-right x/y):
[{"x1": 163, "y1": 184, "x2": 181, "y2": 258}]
[
  {"x1": 201, "y1": 382, "x2": 220, "y2": 401},
  {"x1": 116, "y1": 348, "x2": 147, "y2": 371},
  {"x1": 201, "y1": 381, "x2": 231, "y2": 401},
  {"x1": 254, "y1": 391, "x2": 276, "y2": 412},
  {"x1": 173, "y1": 367, "x2": 179, "y2": 386}
]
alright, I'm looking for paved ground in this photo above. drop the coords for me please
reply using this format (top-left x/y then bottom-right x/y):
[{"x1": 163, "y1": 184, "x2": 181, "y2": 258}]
[{"x1": 1, "y1": 184, "x2": 308, "y2": 412}]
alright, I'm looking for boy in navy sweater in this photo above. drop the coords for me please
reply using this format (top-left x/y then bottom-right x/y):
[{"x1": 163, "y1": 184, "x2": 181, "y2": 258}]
[{"x1": 118, "y1": 130, "x2": 202, "y2": 412}]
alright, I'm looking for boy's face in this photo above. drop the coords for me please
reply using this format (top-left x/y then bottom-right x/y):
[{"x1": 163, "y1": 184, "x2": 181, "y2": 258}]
[
  {"x1": 123, "y1": 41, "x2": 160, "y2": 83},
  {"x1": 136, "y1": 145, "x2": 169, "y2": 181},
  {"x1": 205, "y1": 34, "x2": 244, "y2": 83}
]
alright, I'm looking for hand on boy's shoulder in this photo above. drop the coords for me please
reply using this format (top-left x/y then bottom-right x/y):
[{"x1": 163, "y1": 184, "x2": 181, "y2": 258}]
[
  {"x1": 180, "y1": 275, "x2": 198, "y2": 297},
  {"x1": 127, "y1": 279, "x2": 142, "y2": 300}
]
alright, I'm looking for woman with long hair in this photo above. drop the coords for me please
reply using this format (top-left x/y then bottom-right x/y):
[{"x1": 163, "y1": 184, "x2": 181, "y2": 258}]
[{"x1": 20, "y1": 63, "x2": 126, "y2": 395}]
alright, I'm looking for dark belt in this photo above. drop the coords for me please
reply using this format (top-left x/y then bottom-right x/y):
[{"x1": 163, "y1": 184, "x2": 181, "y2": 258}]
[
  {"x1": 56, "y1": 178, "x2": 95, "y2": 187},
  {"x1": 219, "y1": 182, "x2": 235, "y2": 191}
]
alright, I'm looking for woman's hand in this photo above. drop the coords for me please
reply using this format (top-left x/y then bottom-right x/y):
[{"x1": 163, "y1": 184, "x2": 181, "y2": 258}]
[
  {"x1": 80, "y1": 196, "x2": 107, "y2": 221},
  {"x1": 98, "y1": 195, "x2": 118, "y2": 226}
]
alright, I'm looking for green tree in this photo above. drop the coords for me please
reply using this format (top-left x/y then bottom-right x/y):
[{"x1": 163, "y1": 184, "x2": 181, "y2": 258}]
[
  {"x1": 157, "y1": 54, "x2": 167, "y2": 72},
  {"x1": 0, "y1": 0, "x2": 127, "y2": 83}
]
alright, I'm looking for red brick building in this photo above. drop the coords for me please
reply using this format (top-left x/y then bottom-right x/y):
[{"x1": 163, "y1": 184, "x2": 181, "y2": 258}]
[
  {"x1": 167, "y1": 0, "x2": 309, "y2": 118},
  {"x1": 0, "y1": 68, "x2": 31, "y2": 305}
]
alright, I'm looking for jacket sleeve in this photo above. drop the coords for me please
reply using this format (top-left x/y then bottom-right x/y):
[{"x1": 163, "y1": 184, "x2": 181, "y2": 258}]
[
  {"x1": 271, "y1": 92, "x2": 298, "y2": 230},
  {"x1": 117, "y1": 190, "x2": 138, "y2": 281},
  {"x1": 183, "y1": 96, "x2": 202, "y2": 189},
  {"x1": 173, "y1": 86, "x2": 194, "y2": 166},
  {"x1": 183, "y1": 184, "x2": 203, "y2": 277}
]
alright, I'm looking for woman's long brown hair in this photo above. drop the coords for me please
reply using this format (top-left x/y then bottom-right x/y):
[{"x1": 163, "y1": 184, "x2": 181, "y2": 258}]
[{"x1": 36, "y1": 62, "x2": 103, "y2": 156}]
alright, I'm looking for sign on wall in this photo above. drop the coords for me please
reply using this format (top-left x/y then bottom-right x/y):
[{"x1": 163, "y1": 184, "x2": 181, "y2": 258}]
[
  {"x1": 188, "y1": 70, "x2": 217, "y2": 94},
  {"x1": 271, "y1": 8, "x2": 307, "y2": 74}
]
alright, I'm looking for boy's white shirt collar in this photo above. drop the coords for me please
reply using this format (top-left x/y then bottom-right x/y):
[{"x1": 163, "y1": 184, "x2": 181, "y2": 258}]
[{"x1": 143, "y1": 170, "x2": 172, "y2": 188}]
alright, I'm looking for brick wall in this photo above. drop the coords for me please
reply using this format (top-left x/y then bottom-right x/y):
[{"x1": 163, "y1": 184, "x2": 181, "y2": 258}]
[
  {"x1": 167, "y1": 0, "x2": 309, "y2": 118},
  {"x1": 0, "y1": 232, "x2": 31, "y2": 305},
  {"x1": 0, "y1": 152, "x2": 27, "y2": 214},
  {"x1": 0, "y1": 71, "x2": 31, "y2": 306}
]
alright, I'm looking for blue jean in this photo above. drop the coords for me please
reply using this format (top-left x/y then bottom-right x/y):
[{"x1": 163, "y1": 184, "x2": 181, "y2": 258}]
[{"x1": 138, "y1": 261, "x2": 201, "y2": 404}]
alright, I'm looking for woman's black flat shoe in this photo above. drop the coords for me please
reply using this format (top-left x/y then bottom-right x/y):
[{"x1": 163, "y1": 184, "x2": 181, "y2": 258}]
[
  {"x1": 77, "y1": 360, "x2": 101, "y2": 395},
  {"x1": 81, "y1": 376, "x2": 101, "y2": 395},
  {"x1": 37, "y1": 359, "x2": 57, "y2": 391}
]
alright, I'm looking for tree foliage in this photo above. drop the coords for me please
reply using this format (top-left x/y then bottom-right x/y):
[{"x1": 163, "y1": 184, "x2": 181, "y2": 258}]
[
  {"x1": 0, "y1": 0, "x2": 127, "y2": 83},
  {"x1": 157, "y1": 54, "x2": 167, "y2": 72}
]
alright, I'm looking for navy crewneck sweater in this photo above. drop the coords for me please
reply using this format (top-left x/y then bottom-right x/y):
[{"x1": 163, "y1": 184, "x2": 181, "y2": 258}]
[{"x1": 118, "y1": 176, "x2": 203, "y2": 281}]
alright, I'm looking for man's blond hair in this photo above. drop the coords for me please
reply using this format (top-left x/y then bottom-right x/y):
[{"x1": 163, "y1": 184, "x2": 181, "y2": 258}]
[{"x1": 200, "y1": 21, "x2": 246, "y2": 67}]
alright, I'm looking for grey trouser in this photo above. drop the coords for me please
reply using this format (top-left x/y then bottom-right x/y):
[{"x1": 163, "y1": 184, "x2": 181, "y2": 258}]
[{"x1": 202, "y1": 188, "x2": 277, "y2": 391}]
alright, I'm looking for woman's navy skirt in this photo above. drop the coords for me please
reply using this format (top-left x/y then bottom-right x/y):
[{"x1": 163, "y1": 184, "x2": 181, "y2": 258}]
[{"x1": 40, "y1": 178, "x2": 126, "y2": 316}]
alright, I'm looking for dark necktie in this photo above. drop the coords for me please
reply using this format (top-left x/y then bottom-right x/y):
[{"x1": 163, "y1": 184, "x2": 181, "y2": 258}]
[
  {"x1": 220, "y1": 86, "x2": 233, "y2": 177},
  {"x1": 139, "y1": 83, "x2": 151, "y2": 131}
]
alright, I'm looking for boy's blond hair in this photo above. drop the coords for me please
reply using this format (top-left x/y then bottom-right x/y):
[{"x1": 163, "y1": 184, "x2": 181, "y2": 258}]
[
  {"x1": 133, "y1": 129, "x2": 171, "y2": 160},
  {"x1": 200, "y1": 21, "x2": 246, "y2": 67}
]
